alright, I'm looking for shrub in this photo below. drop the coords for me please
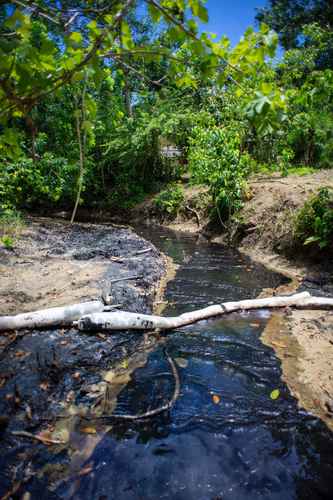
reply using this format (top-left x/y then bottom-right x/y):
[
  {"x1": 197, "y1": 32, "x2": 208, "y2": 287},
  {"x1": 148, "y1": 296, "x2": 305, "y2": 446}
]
[
  {"x1": 295, "y1": 187, "x2": 333, "y2": 249},
  {"x1": 188, "y1": 126, "x2": 249, "y2": 220},
  {"x1": 0, "y1": 154, "x2": 77, "y2": 209},
  {"x1": 154, "y1": 183, "x2": 184, "y2": 219}
]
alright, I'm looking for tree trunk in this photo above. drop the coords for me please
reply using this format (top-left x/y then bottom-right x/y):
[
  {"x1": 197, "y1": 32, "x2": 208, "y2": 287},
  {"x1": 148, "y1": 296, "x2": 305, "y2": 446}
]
[{"x1": 25, "y1": 115, "x2": 37, "y2": 161}]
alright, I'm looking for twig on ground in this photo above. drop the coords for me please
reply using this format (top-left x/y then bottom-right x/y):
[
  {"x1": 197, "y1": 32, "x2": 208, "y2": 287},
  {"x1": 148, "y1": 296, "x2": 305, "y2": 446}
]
[
  {"x1": 109, "y1": 275, "x2": 143, "y2": 284},
  {"x1": 11, "y1": 430, "x2": 66, "y2": 445}
]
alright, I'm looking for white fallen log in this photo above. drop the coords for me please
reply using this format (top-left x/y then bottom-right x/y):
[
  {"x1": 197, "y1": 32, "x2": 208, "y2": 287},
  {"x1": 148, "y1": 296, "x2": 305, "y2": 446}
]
[
  {"x1": 0, "y1": 301, "x2": 104, "y2": 332},
  {"x1": 76, "y1": 291, "x2": 333, "y2": 332}
]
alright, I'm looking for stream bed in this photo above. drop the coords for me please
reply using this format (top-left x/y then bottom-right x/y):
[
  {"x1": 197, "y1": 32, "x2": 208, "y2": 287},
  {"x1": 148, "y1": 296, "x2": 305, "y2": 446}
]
[
  {"x1": 61, "y1": 226, "x2": 333, "y2": 500},
  {"x1": 1, "y1": 224, "x2": 333, "y2": 499}
]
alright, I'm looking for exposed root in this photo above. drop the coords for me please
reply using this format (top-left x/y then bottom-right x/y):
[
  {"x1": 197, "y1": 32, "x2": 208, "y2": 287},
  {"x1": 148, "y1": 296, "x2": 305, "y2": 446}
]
[{"x1": 185, "y1": 205, "x2": 201, "y2": 227}]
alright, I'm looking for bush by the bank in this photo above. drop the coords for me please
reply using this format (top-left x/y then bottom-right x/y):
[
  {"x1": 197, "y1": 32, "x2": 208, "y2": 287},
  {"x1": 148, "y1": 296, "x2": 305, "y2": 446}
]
[
  {"x1": 153, "y1": 183, "x2": 185, "y2": 220},
  {"x1": 295, "y1": 187, "x2": 333, "y2": 251}
]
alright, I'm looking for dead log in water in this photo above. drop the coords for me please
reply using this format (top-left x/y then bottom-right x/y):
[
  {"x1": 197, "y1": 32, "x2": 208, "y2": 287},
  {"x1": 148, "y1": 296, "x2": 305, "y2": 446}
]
[
  {"x1": 1, "y1": 292, "x2": 333, "y2": 332},
  {"x1": 76, "y1": 292, "x2": 333, "y2": 332},
  {"x1": 0, "y1": 301, "x2": 104, "y2": 331}
]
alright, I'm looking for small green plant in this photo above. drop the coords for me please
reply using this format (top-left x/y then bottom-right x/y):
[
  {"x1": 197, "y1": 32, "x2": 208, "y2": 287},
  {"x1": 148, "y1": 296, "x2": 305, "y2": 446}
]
[
  {"x1": 286, "y1": 166, "x2": 316, "y2": 176},
  {"x1": 0, "y1": 207, "x2": 24, "y2": 248},
  {"x1": 154, "y1": 183, "x2": 184, "y2": 219},
  {"x1": 278, "y1": 148, "x2": 294, "y2": 177},
  {"x1": 295, "y1": 187, "x2": 333, "y2": 249},
  {"x1": 1, "y1": 235, "x2": 14, "y2": 249}
]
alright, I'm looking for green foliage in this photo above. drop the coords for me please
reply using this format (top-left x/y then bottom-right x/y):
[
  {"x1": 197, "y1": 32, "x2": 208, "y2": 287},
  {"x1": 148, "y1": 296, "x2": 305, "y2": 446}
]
[
  {"x1": 0, "y1": 154, "x2": 77, "y2": 209},
  {"x1": 154, "y1": 183, "x2": 184, "y2": 219},
  {"x1": 188, "y1": 126, "x2": 249, "y2": 219},
  {"x1": 0, "y1": 0, "x2": 332, "y2": 226},
  {"x1": 295, "y1": 188, "x2": 333, "y2": 250}
]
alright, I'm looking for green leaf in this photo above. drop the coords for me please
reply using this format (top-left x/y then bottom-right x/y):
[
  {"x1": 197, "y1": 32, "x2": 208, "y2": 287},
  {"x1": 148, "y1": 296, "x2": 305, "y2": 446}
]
[
  {"x1": 304, "y1": 235, "x2": 320, "y2": 245},
  {"x1": 270, "y1": 389, "x2": 280, "y2": 400},
  {"x1": 69, "y1": 32, "x2": 83, "y2": 45},
  {"x1": 148, "y1": 4, "x2": 162, "y2": 22}
]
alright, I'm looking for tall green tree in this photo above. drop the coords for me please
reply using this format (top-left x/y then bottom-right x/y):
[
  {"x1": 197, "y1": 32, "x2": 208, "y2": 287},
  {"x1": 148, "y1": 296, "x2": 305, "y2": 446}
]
[{"x1": 256, "y1": 0, "x2": 333, "y2": 50}]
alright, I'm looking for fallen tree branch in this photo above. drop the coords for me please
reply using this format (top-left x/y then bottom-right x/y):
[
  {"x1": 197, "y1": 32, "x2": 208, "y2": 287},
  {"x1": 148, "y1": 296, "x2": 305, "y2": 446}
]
[
  {"x1": 0, "y1": 300, "x2": 104, "y2": 331},
  {"x1": 2, "y1": 292, "x2": 333, "y2": 333},
  {"x1": 76, "y1": 292, "x2": 333, "y2": 331}
]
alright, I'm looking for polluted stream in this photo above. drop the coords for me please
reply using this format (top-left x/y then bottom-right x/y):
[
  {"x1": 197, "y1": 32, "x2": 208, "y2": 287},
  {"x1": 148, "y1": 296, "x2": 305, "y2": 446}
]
[{"x1": 1, "y1": 224, "x2": 333, "y2": 499}]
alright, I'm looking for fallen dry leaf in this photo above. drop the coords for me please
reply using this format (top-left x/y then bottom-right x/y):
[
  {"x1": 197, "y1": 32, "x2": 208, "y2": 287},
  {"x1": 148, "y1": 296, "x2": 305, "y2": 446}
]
[
  {"x1": 212, "y1": 394, "x2": 221, "y2": 404},
  {"x1": 103, "y1": 370, "x2": 116, "y2": 383},
  {"x1": 15, "y1": 350, "x2": 30, "y2": 359},
  {"x1": 271, "y1": 341, "x2": 287, "y2": 349},
  {"x1": 81, "y1": 427, "x2": 97, "y2": 435},
  {"x1": 175, "y1": 357, "x2": 189, "y2": 369}
]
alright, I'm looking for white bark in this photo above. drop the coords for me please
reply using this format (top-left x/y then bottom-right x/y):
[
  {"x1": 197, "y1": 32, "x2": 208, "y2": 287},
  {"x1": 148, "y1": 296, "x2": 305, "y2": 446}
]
[
  {"x1": 2, "y1": 292, "x2": 332, "y2": 333},
  {"x1": 76, "y1": 291, "x2": 333, "y2": 332},
  {"x1": 0, "y1": 301, "x2": 104, "y2": 331}
]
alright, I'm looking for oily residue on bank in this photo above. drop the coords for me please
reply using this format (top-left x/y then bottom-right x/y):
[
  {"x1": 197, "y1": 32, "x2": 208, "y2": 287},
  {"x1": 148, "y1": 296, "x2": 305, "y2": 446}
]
[{"x1": 1, "y1": 223, "x2": 333, "y2": 500}]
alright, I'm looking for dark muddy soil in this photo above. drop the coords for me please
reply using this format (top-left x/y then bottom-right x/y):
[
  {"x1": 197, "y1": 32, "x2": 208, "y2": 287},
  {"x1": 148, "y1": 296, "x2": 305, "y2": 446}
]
[{"x1": 0, "y1": 218, "x2": 167, "y2": 498}]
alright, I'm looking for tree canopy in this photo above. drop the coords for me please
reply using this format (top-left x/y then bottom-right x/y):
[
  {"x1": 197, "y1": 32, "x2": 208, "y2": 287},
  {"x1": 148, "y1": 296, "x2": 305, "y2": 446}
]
[{"x1": 0, "y1": 0, "x2": 332, "y2": 234}]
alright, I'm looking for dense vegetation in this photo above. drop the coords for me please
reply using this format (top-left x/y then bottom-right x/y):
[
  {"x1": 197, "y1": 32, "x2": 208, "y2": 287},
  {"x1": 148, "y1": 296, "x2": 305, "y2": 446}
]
[{"x1": 0, "y1": 0, "x2": 332, "y2": 250}]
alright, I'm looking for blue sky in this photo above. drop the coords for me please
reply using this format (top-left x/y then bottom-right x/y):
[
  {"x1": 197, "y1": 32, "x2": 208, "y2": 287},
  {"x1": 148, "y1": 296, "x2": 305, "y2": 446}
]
[{"x1": 201, "y1": 0, "x2": 268, "y2": 45}]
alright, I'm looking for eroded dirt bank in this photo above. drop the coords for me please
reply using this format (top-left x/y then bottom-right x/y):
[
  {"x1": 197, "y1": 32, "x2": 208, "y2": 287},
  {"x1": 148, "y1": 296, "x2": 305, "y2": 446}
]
[{"x1": 0, "y1": 218, "x2": 170, "y2": 497}]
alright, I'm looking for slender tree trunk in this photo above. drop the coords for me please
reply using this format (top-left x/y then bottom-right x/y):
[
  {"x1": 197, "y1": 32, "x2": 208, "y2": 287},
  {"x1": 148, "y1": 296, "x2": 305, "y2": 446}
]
[
  {"x1": 70, "y1": 111, "x2": 85, "y2": 224},
  {"x1": 71, "y1": 77, "x2": 88, "y2": 224},
  {"x1": 25, "y1": 115, "x2": 37, "y2": 161},
  {"x1": 124, "y1": 74, "x2": 132, "y2": 117},
  {"x1": 119, "y1": 27, "x2": 132, "y2": 117}
]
